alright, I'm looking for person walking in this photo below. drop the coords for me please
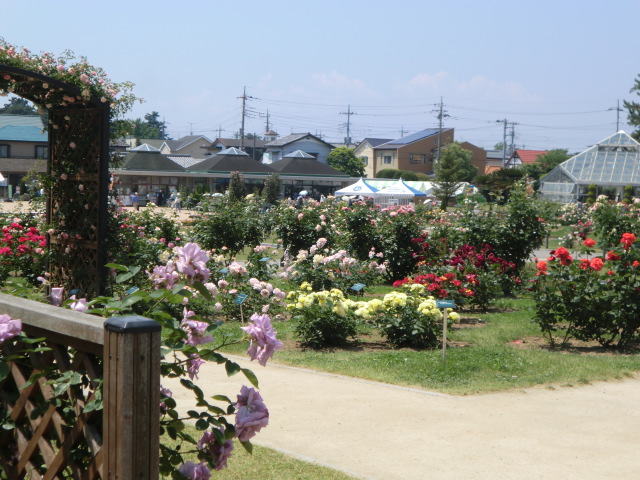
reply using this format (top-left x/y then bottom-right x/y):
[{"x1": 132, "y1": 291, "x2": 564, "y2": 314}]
[{"x1": 130, "y1": 191, "x2": 140, "y2": 211}]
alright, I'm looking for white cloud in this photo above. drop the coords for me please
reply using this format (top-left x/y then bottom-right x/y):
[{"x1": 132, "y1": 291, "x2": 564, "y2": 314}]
[
  {"x1": 311, "y1": 71, "x2": 372, "y2": 94},
  {"x1": 400, "y1": 72, "x2": 540, "y2": 103}
]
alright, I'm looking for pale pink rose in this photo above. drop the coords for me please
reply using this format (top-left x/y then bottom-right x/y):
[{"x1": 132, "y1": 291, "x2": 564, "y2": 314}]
[
  {"x1": 197, "y1": 429, "x2": 234, "y2": 471},
  {"x1": 178, "y1": 461, "x2": 211, "y2": 479},
  {"x1": 0, "y1": 314, "x2": 22, "y2": 344}
]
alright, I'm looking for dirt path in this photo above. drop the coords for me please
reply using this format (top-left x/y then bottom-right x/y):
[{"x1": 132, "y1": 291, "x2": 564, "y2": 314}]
[{"x1": 166, "y1": 357, "x2": 640, "y2": 480}]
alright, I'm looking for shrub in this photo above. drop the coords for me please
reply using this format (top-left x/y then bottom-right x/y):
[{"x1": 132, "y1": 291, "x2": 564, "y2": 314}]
[
  {"x1": 354, "y1": 284, "x2": 448, "y2": 349},
  {"x1": 530, "y1": 234, "x2": 640, "y2": 348},
  {"x1": 286, "y1": 283, "x2": 359, "y2": 348},
  {"x1": 191, "y1": 201, "x2": 264, "y2": 257}
]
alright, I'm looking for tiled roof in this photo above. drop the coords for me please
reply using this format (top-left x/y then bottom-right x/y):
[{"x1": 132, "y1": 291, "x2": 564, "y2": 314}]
[
  {"x1": 362, "y1": 138, "x2": 393, "y2": 148},
  {"x1": 214, "y1": 138, "x2": 268, "y2": 148},
  {"x1": 265, "y1": 133, "x2": 335, "y2": 149},
  {"x1": 512, "y1": 149, "x2": 549, "y2": 164},
  {"x1": 0, "y1": 125, "x2": 47, "y2": 142},
  {"x1": 189, "y1": 152, "x2": 274, "y2": 173},
  {"x1": 0, "y1": 114, "x2": 45, "y2": 128},
  {"x1": 122, "y1": 151, "x2": 186, "y2": 172},
  {"x1": 377, "y1": 128, "x2": 448, "y2": 148},
  {"x1": 268, "y1": 157, "x2": 348, "y2": 176},
  {"x1": 167, "y1": 155, "x2": 203, "y2": 169}
]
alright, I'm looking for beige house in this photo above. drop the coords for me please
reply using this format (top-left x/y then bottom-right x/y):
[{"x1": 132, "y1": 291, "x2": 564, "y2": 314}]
[
  {"x1": 0, "y1": 117, "x2": 48, "y2": 198},
  {"x1": 354, "y1": 138, "x2": 393, "y2": 177}
]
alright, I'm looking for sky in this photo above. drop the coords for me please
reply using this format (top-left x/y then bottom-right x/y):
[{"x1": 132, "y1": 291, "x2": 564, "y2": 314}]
[{"x1": 2, "y1": 0, "x2": 639, "y2": 153}]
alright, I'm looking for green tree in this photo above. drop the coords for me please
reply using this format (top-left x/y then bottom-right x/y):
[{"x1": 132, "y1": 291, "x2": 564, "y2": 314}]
[
  {"x1": 522, "y1": 149, "x2": 569, "y2": 182},
  {"x1": 129, "y1": 111, "x2": 169, "y2": 140},
  {"x1": 475, "y1": 168, "x2": 527, "y2": 203},
  {"x1": 0, "y1": 97, "x2": 37, "y2": 115},
  {"x1": 624, "y1": 74, "x2": 640, "y2": 140},
  {"x1": 431, "y1": 142, "x2": 476, "y2": 209},
  {"x1": 327, "y1": 147, "x2": 365, "y2": 177},
  {"x1": 228, "y1": 171, "x2": 246, "y2": 202},
  {"x1": 263, "y1": 173, "x2": 280, "y2": 205}
]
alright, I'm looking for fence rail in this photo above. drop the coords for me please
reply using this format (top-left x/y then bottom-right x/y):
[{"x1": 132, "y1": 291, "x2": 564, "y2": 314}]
[{"x1": 0, "y1": 293, "x2": 160, "y2": 479}]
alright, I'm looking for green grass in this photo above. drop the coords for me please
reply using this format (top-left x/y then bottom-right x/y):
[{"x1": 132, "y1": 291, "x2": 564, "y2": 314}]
[
  {"x1": 162, "y1": 424, "x2": 356, "y2": 480},
  {"x1": 218, "y1": 296, "x2": 640, "y2": 395}
]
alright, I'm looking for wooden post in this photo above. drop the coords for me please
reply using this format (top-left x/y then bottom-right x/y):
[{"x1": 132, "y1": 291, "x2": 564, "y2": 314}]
[{"x1": 103, "y1": 316, "x2": 161, "y2": 479}]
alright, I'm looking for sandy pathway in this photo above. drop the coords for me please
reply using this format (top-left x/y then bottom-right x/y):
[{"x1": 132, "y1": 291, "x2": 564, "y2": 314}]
[{"x1": 167, "y1": 358, "x2": 640, "y2": 480}]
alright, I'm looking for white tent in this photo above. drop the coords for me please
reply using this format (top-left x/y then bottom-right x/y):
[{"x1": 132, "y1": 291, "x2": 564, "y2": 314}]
[
  {"x1": 334, "y1": 178, "x2": 380, "y2": 197},
  {"x1": 376, "y1": 178, "x2": 426, "y2": 206}
]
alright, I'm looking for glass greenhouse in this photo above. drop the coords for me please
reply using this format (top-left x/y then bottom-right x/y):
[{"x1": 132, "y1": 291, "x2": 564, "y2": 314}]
[{"x1": 539, "y1": 131, "x2": 640, "y2": 203}]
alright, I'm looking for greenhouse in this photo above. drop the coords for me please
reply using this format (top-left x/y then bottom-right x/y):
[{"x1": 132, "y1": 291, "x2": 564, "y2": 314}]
[{"x1": 539, "y1": 130, "x2": 640, "y2": 203}]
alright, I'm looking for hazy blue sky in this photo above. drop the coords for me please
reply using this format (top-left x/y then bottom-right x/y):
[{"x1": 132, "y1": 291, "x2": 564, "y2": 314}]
[{"x1": 3, "y1": 0, "x2": 639, "y2": 152}]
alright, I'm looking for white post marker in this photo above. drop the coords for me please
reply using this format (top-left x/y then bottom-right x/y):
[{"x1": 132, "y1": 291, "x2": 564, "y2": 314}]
[{"x1": 436, "y1": 300, "x2": 456, "y2": 366}]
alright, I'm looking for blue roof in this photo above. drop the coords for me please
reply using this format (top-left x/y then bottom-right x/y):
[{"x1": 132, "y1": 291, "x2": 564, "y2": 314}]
[
  {"x1": 379, "y1": 128, "x2": 446, "y2": 146},
  {"x1": 0, "y1": 125, "x2": 47, "y2": 142}
]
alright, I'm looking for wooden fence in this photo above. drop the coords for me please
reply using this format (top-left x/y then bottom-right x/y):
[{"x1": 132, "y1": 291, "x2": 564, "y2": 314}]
[{"x1": 0, "y1": 293, "x2": 160, "y2": 479}]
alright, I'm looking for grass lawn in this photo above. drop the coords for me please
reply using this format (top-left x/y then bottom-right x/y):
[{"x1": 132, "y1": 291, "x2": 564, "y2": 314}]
[
  {"x1": 218, "y1": 296, "x2": 640, "y2": 395},
  {"x1": 162, "y1": 425, "x2": 357, "y2": 480}
]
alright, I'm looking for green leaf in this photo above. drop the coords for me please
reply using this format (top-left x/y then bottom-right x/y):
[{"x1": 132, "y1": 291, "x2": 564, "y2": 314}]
[
  {"x1": 0, "y1": 362, "x2": 9, "y2": 382},
  {"x1": 211, "y1": 395, "x2": 232, "y2": 403},
  {"x1": 115, "y1": 272, "x2": 134, "y2": 283},
  {"x1": 239, "y1": 440, "x2": 253, "y2": 454},
  {"x1": 241, "y1": 368, "x2": 259, "y2": 388},
  {"x1": 105, "y1": 263, "x2": 128, "y2": 272},
  {"x1": 225, "y1": 360, "x2": 241, "y2": 377}
]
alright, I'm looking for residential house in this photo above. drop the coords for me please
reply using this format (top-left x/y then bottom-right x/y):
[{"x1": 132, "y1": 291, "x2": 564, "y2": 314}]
[
  {"x1": 505, "y1": 149, "x2": 549, "y2": 169},
  {"x1": 0, "y1": 115, "x2": 48, "y2": 198},
  {"x1": 482, "y1": 150, "x2": 505, "y2": 175},
  {"x1": 159, "y1": 135, "x2": 214, "y2": 159},
  {"x1": 262, "y1": 133, "x2": 335, "y2": 165},
  {"x1": 354, "y1": 138, "x2": 393, "y2": 178},
  {"x1": 203, "y1": 137, "x2": 268, "y2": 162},
  {"x1": 372, "y1": 128, "x2": 454, "y2": 176},
  {"x1": 459, "y1": 141, "x2": 490, "y2": 177}
]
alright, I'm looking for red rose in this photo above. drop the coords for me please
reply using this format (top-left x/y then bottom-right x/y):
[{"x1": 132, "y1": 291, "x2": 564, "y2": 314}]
[
  {"x1": 621, "y1": 233, "x2": 636, "y2": 250},
  {"x1": 590, "y1": 257, "x2": 604, "y2": 271},
  {"x1": 583, "y1": 238, "x2": 596, "y2": 248}
]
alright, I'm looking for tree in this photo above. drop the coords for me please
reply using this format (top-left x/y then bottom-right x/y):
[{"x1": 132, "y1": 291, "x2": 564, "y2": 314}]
[
  {"x1": 431, "y1": 142, "x2": 476, "y2": 209},
  {"x1": 624, "y1": 74, "x2": 640, "y2": 140},
  {"x1": 129, "y1": 111, "x2": 169, "y2": 140},
  {"x1": 0, "y1": 97, "x2": 37, "y2": 115},
  {"x1": 474, "y1": 168, "x2": 528, "y2": 203},
  {"x1": 327, "y1": 147, "x2": 365, "y2": 177},
  {"x1": 264, "y1": 173, "x2": 280, "y2": 205},
  {"x1": 228, "y1": 171, "x2": 246, "y2": 202}
]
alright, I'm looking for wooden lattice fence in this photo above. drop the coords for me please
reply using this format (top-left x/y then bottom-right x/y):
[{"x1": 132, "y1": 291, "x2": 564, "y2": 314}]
[{"x1": 0, "y1": 293, "x2": 160, "y2": 479}]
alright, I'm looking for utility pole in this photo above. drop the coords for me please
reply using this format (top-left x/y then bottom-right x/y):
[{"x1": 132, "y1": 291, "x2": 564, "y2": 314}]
[
  {"x1": 237, "y1": 87, "x2": 253, "y2": 150},
  {"x1": 259, "y1": 110, "x2": 271, "y2": 134},
  {"x1": 433, "y1": 97, "x2": 449, "y2": 163},
  {"x1": 497, "y1": 118, "x2": 508, "y2": 168},
  {"x1": 188, "y1": 122, "x2": 193, "y2": 136},
  {"x1": 218, "y1": 125, "x2": 222, "y2": 139},
  {"x1": 400, "y1": 126, "x2": 406, "y2": 137},
  {"x1": 509, "y1": 122, "x2": 518, "y2": 156},
  {"x1": 339, "y1": 104, "x2": 356, "y2": 147},
  {"x1": 609, "y1": 100, "x2": 623, "y2": 131}
]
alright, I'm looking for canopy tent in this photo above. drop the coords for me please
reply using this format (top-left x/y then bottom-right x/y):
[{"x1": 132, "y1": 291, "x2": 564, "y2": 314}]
[
  {"x1": 376, "y1": 178, "x2": 426, "y2": 207},
  {"x1": 334, "y1": 178, "x2": 380, "y2": 197},
  {"x1": 367, "y1": 179, "x2": 433, "y2": 194}
]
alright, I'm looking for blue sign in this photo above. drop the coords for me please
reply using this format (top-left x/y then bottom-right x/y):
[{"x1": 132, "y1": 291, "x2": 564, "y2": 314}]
[
  {"x1": 126, "y1": 286, "x2": 140, "y2": 295},
  {"x1": 233, "y1": 293, "x2": 248, "y2": 305},
  {"x1": 219, "y1": 267, "x2": 229, "y2": 274},
  {"x1": 435, "y1": 300, "x2": 456, "y2": 309},
  {"x1": 259, "y1": 257, "x2": 271, "y2": 262},
  {"x1": 351, "y1": 283, "x2": 366, "y2": 292}
]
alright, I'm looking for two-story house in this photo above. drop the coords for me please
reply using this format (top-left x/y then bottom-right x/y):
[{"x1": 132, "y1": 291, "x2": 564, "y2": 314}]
[
  {"x1": 262, "y1": 133, "x2": 335, "y2": 165},
  {"x1": 0, "y1": 115, "x2": 48, "y2": 198},
  {"x1": 372, "y1": 128, "x2": 455, "y2": 176},
  {"x1": 353, "y1": 138, "x2": 393, "y2": 178}
]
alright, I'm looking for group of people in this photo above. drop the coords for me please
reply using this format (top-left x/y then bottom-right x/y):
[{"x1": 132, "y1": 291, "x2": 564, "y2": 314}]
[{"x1": 125, "y1": 190, "x2": 182, "y2": 211}]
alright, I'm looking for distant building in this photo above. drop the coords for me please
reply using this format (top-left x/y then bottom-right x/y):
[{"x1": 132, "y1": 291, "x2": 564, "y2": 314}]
[
  {"x1": 372, "y1": 128, "x2": 454, "y2": 176},
  {"x1": 505, "y1": 149, "x2": 549, "y2": 169},
  {"x1": 0, "y1": 114, "x2": 47, "y2": 198},
  {"x1": 354, "y1": 138, "x2": 393, "y2": 178},
  {"x1": 539, "y1": 131, "x2": 640, "y2": 203},
  {"x1": 263, "y1": 133, "x2": 335, "y2": 165}
]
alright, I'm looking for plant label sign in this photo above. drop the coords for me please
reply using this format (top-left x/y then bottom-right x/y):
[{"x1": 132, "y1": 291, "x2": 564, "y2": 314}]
[
  {"x1": 233, "y1": 293, "x2": 248, "y2": 305},
  {"x1": 436, "y1": 300, "x2": 456, "y2": 309},
  {"x1": 351, "y1": 283, "x2": 366, "y2": 292}
]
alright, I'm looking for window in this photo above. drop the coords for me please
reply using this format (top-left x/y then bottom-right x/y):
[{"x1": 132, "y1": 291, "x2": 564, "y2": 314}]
[
  {"x1": 410, "y1": 153, "x2": 426, "y2": 164},
  {"x1": 383, "y1": 155, "x2": 392, "y2": 165},
  {"x1": 360, "y1": 156, "x2": 368, "y2": 166},
  {"x1": 0, "y1": 145, "x2": 9, "y2": 158},
  {"x1": 35, "y1": 145, "x2": 48, "y2": 159}
]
